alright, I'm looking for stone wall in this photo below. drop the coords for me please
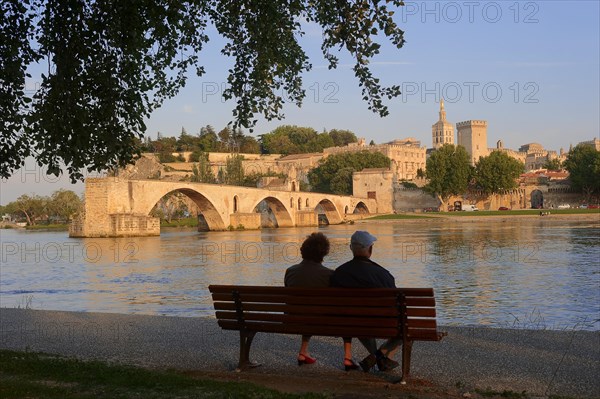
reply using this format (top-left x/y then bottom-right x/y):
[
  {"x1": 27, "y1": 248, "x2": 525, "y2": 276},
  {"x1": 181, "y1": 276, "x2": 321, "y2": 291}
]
[
  {"x1": 393, "y1": 187, "x2": 440, "y2": 212},
  {"x1": 109, "y1": 214, "x2": 160, "y2": 237}
]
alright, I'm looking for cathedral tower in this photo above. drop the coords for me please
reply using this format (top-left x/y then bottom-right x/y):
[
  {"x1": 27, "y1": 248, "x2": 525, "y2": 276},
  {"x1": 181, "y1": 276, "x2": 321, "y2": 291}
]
[{"x1": 431, "y1": 99, "x2": 454, "y2": 149}]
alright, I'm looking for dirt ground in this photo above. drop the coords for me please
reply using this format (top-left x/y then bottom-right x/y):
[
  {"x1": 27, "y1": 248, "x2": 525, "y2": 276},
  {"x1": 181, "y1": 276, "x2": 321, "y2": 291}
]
[{"x1": 186, "y1": 369, "x2": 489, "y2": 399}]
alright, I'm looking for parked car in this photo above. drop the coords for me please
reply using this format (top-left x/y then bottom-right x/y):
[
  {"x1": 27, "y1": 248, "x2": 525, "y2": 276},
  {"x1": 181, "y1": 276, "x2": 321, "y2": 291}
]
[
  {"x1": 579, "y1": 204, "x2": 588, "y2": 209},
  {"x1": 463, "y1": 204, "x2": 479, "y2": 212},
  {"x1": 588, "y1": 204, "x2": 599, "y2": 209},
  {"x1": 557, "y1": 204, "x2": 571, "y2": 209},
  {"x1": 498, "y1": 206, "x2": 510, "y2": 211}
]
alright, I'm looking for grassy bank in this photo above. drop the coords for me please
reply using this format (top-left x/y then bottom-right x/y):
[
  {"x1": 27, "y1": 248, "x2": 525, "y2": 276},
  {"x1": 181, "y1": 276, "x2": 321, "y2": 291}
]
[
  {"x1": 0, "y1": 349, "x2": 325, "y2": 399},
  {"x1": 367, "y1": 214, "x2": 433, "y2": 220},
  {"x1": 436, "y1": 208, "x2": 600, "y2": 217},
  {"x1": 160, "y1": 217, "x2": 198, "y2": 228},
  {"x1": 24, "y1": 223, "x2": 69, "y2": 230},
  {"x1": 369, "y1": 208, "x2": 600, "y2": 220}
]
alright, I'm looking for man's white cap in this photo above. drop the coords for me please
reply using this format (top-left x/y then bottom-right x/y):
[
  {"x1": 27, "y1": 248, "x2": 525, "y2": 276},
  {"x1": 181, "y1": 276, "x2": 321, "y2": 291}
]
[{"x1": 350, "y1": 230, "x2": 377, "y2": 248}]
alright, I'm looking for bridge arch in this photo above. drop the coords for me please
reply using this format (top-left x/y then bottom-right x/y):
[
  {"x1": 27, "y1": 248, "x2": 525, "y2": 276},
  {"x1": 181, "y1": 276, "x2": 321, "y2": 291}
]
[
  {"x1": 315, "y1": 199, "x2": 343, "y2": 224},
  {"x1": 252, "y1": 196, "x2": 294, "y2": 228},
  {"x1": 353, "y1": 201, "x2": 369, "y2": 214},
  {"x1": 145, "y1": 188, "x2": 226, "y2": 230}
]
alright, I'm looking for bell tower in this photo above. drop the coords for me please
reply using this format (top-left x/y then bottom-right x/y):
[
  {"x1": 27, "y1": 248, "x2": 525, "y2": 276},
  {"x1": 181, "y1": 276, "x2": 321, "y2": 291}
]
[{"x1": 431, "y1": 99, "x2": 454, "y2": 149}]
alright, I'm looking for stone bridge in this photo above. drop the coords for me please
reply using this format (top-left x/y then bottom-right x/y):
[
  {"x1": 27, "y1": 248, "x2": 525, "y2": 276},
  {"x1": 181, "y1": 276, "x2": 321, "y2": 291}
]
[{"x1": 70, "y1": 178, "x2": 379, "y2": 237}]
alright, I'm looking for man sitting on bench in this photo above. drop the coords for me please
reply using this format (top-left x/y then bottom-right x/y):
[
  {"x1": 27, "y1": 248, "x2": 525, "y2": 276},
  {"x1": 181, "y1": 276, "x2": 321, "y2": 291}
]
[{"x1": 330, "y1": 230, "x2": 402, "y2": 372}]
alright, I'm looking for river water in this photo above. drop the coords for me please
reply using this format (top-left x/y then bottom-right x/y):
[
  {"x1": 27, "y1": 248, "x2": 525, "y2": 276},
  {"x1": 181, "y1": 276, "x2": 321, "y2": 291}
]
[{"x1": 1, "y1": 218, "x2": 599, "y2": 330}]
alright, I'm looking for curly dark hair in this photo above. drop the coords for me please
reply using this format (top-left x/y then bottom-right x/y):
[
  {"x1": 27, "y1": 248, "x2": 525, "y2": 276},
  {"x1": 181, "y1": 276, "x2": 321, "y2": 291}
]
[{"x1": 300, "y1": 232, "x2": 330, "y2": 263}]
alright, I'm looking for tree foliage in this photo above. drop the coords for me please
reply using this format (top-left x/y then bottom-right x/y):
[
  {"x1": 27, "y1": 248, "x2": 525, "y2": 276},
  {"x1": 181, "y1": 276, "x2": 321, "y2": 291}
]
[
  {"x1": 223, "y1": 154, "x2": 244, "y2": 186},
  {"x1": 191, "y1": 152, "x2": 216, "y2": 183},
  {"x1": 474, "y1": 151, "x2": 524, "y2": 194},
  {"x1": 1, "y1": 0, "x2": 406, "y2": 181},
  {"x1": 563, "y1": 144, "x2": 600, "y2": 196},
  {"x1": 260, "y1": 125, "x2": 357, "y2": 155},
  {"x1": 328, "y1": 129, "x2": 358, "y2": 147},
  {"x1": 424, "y1": 144, "x2": 473, "y2": 202},
  {"x1": 141, "y1": 125, "x2": 260, "y2": 156},
  {"x1": 3, "y1": 189, "x2": 81, "y2": 225},
  {"x1": 48, "y1": 189, "x2": 82, "y2": 222},
  {"x1": 542, "y1": 158, "x2": 562, "y2": 171},
  {"x1": 307, "y1": 151, "x2": 391, "y2": 195}
]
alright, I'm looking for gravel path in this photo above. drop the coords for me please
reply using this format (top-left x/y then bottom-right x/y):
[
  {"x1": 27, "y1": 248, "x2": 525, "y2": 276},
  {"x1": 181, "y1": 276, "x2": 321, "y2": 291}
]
[{"x1": 1, "y1": 308, "x2": 598, "y2": 398}]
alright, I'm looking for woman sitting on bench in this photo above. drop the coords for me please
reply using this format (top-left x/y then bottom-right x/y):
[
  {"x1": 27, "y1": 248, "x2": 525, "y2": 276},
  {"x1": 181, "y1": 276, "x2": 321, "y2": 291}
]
[{"x1": 284, "y1": 232, "x2": 359, "y2": 371}]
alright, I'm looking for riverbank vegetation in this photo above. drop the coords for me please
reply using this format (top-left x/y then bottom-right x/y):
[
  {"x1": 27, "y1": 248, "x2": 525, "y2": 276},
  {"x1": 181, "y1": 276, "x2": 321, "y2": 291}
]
[
  {"x1": 160, "y1": 217, "x2": 198, "y2": 228},
  {"x1": 24, "y1": 223, "x2": 69, "y2": 230},
  {"x1": 0, "y1": 349, "x2": 324, "y2": 399},
  {"x1": 1, "y1": 189, "x2": 81, "y2": 226}
]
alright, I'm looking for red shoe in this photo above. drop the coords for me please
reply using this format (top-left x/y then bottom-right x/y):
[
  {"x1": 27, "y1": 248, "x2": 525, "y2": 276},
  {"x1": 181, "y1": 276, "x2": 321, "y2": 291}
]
[{"x1": 297, "y1": 353, "x2": 317, "y2": 365}]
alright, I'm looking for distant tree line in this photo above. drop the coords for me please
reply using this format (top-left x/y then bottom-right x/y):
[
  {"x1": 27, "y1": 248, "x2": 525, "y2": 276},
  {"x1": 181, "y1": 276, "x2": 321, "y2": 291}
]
[
  {"x1": 425, "y1": 143, "x2": 600, "y2": 202},
  {"x1": 259, "y1": 126, "x2": 357, "y2": 155},
  {"x1": 1, "y1": 190, "x2": 82, "y2": 226},
  {"x1": 139, "y1": 126, "x2": 261, "y2": 163},
  {"x1": 563, "y1": 144, "x2": 600, "y2": 197},
  {"x1": 424, "y1": 145, "x2": 525, "y2": 203},
  {"x1": 137, "y1": 125, "x2": 358, "y2": 162}
]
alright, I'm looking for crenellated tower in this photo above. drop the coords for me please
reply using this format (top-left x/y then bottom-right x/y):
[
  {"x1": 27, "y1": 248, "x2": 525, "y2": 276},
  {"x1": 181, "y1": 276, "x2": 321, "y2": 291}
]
[{"x1": 457, "y1": 120, "x2": 488, "y2": 165}]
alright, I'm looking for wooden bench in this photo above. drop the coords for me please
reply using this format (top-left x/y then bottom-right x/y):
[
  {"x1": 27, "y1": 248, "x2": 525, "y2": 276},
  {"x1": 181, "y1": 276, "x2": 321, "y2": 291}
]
[{"x1": 209, "y1": 285, "x2": 447, "y2": 382}]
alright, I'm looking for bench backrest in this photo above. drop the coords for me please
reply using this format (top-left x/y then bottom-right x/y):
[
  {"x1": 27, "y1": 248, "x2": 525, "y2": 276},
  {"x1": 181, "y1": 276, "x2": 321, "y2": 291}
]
[{"x1": 209, "y1": 285, "x2": 441, "y2": 341}]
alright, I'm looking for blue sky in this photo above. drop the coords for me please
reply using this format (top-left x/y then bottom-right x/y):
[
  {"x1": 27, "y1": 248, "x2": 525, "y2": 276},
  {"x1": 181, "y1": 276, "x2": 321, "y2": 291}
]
[{"x1": 1, "y1": 0, "x2": 599, "y2": 203}]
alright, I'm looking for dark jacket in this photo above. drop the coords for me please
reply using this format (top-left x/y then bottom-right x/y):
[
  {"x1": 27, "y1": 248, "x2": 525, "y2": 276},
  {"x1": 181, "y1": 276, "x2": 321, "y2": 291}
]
[
  {"x1": 285, "y1": 259, "x2": 333, "y2": 288},
  {"x1": 330, "y1": 256, "x2": 396, "y2": 288}
]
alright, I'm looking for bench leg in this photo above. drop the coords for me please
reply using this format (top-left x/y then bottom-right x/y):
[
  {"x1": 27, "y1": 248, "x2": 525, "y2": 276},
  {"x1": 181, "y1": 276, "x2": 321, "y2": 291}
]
[
  {"x1": 400, "y1": 340, "x2": 414, "y2": 384},
  {"x1": 236, "y1": 331, "x2": 261, "y2": 372}
]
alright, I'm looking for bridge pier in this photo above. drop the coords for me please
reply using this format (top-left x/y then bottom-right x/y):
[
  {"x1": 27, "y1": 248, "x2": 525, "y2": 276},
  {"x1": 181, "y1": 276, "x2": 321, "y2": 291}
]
[
  {"x1": 229, "y1": 213, "x2": 261, "y2": 230},
  {"x1": 295, "y1": 210, "x2": 318, "y2": 227},
  {"x1": 70, "y1": 213, "x2": 160, "y2": 237}
]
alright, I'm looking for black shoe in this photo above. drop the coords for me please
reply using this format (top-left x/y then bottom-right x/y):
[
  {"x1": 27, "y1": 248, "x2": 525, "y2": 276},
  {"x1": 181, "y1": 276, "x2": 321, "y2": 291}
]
[
  {"x1": 377, "y1": 356, "x2": 399, "y2": 372},
  {"x1": 359, "y1": 354, "x2": 377, "y2": 372},
  {"x1": 344, "y1": 358, "x2": 360, "y2": 371}
]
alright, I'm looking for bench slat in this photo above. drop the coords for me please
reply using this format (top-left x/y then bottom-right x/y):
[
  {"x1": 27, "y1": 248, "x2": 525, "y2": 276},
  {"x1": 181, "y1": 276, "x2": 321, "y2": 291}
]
[
  {"x1": 215, "y1": 311, "x2": 400, "y2": 328},
  {"x1": 211, "y1": 293, "x2": 401, "y2": 307},
  {"x1": 209, "y1": 285, "x2": 434, "y2": 297},
  {"x1": 404, "y1": 297, "x2": 435, "y2": 307},
  {"x1": 212, "y1": 293, "x2": 435, "y2": 308},
  {"x1": 213, "y1": 302, "x2": 401, "y2": 317},
  {"x1": 217, "y1": 320, "x2": 400, "y2": 338},
  {"x1": 406, "y1": 307, "x2": 436, "y2": 317}
]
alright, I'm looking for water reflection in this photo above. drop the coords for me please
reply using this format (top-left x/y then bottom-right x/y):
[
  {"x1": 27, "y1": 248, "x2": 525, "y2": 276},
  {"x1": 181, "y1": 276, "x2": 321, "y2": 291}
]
[{"x1": 1, "y1": 218, "x2": 598, "y2": 330}]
